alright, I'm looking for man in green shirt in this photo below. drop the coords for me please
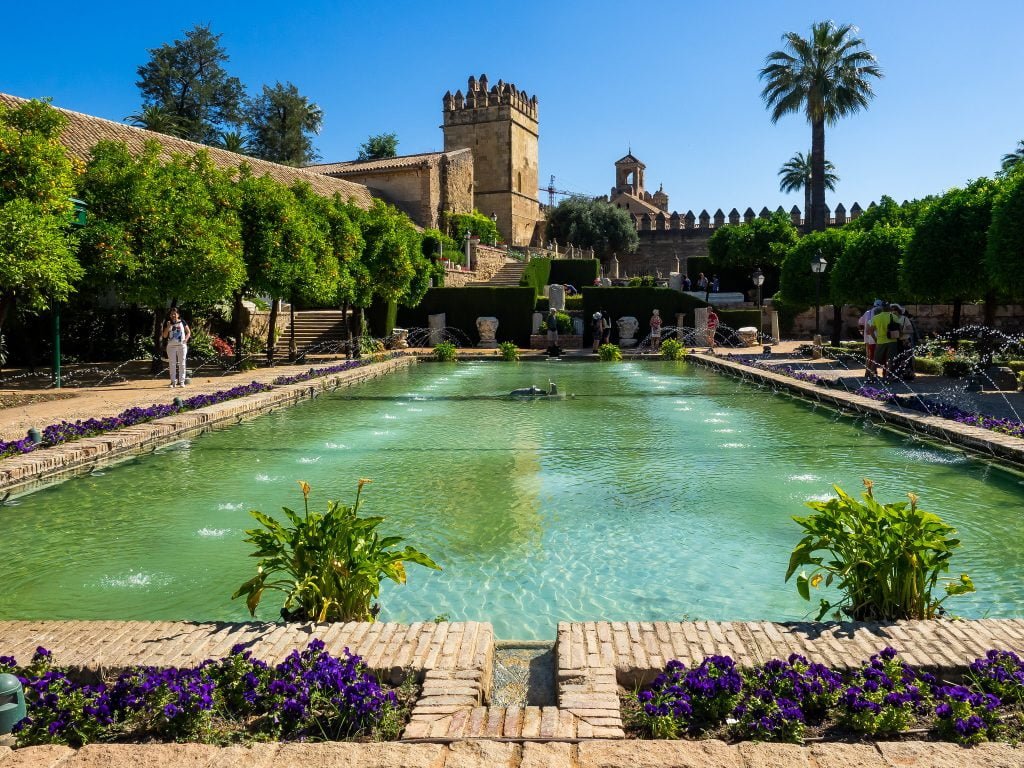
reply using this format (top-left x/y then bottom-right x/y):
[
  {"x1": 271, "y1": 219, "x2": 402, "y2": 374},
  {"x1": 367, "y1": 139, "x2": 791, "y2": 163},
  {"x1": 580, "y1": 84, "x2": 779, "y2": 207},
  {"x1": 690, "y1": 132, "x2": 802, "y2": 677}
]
[{"x1": 869, "y1": 302, "x2": 898, "y2": 380}]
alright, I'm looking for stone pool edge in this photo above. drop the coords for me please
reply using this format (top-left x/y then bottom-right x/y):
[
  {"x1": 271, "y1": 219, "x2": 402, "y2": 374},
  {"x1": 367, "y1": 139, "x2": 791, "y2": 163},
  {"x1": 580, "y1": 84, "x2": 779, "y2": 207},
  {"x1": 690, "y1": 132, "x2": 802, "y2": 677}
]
[
  {"x1": 690, "y1": 352, "x2": 1024, "y2": 467},
  {"x1": 0, "y1": 356, "x2": 417, "y2": 497},
  {"x1": 4, "y1": 619, "x2": 1024, "y2": 766}
]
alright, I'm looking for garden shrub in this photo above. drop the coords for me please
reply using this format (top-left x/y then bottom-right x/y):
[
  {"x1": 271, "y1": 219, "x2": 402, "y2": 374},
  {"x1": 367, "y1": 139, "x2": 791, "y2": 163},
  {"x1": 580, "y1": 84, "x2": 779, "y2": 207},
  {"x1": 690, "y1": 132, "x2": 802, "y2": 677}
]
[
  {"x1": 549, "y1": 259, "x2": 600, "y2": 289},
  {"x1": 539, "y1": 312, "x2": 573, "y2": 335},
  {"x1": 1006, "y1": 360, "x2": 1024, "y2": 373},
  {"x1": 786, "y1": 480, "x2": 974, "y2": 620},
  {"x1": 564, "y1": 295, "x2": 583, "y2": 311},
  {"x1": 598, "y1": 344, "x2": 622, "y2": 361},
  {"x1": 233, "y1": 480, "x2": 440, "y2": 623},
  {"x1": 913, "y1": 357, "x2": 944, "y2": 375},
  {"x1": 1019, "y1": 372, "x2": 1024, "y2": 391},
  {"x1": 942, "y1": 358, "x2": 975, "y2": 378},
  {"x1": 498, "y1": 341, "x2": 519, "y2": 361},
  {"x1": 660, "y1": 338, "x2": 686, "y2": 360},
  {"x1": 432, "y1": 342, "x2": 457, "y2": 362},
  {"x1": 535, "y1": 297, "x2": 549, "y2": 312},
  {"x1": 520, "y1": 258, "x2": 552, "y2": 298}
]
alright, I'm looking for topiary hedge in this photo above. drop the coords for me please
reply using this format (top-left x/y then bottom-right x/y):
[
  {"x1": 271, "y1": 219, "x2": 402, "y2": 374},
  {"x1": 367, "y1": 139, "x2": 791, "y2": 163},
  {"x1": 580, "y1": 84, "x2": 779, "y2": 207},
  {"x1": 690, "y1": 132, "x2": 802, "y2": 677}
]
[
  {"x1": 520, "y1": 258, "x2": 552, "y2": 298},
  {"x1": 397, "y1": 287, "x2": 535, "y2": 346},
  {"x1": 581, "y1": 287, "x2": 707, "y2": 346},
  {"x1": 551, "y1": 259, "x2": 600, "y2": 289}
]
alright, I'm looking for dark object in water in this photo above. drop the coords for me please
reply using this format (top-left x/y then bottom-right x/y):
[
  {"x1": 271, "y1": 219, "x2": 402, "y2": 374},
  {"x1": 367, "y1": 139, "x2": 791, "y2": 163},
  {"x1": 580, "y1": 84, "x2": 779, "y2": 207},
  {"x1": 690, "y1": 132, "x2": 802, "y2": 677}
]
[{"x1": 509, "y1": 382, "x2": 559, "y2": 398}]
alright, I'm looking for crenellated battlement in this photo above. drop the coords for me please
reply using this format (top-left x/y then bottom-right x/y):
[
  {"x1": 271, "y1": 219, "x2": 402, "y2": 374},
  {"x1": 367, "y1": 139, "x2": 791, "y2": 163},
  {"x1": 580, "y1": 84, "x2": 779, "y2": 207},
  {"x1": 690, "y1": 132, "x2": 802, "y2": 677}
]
[
  {"x1": 442, "y1": 73, "x2": 539, "y2": 121},
  {"x1": 630, "y1": 201, "x2": 871, "y2": 232}
]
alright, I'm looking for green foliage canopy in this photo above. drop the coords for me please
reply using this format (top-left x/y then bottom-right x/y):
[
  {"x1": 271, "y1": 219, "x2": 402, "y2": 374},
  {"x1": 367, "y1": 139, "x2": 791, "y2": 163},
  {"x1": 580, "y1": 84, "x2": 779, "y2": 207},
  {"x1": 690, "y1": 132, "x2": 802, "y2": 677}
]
[
  {"x1": 707, "y1": 212, "x2": 799, "y2": 269},
  {"x1": 447, "y1": 210, "x2": 500, "y2": 246},
  {"x1": 246, "y1": 82, "x2": 323, "y2": 166},
  {"x1": 986, "y1": 167, "x2": 1024, "y2": 299},
  {"x1": 902, "y1": 179, "x2": 997, "y2": 305},
  {"x1": 135, "y1": 24, "x2": 245, "y2": 144},
  {"x1": 0, "y1": 99, "x2": 83, "y2": 326},
  {"x1": 356, "y1": 132, "x2": 398, "y2": 161},
  {"x1": 545, "y1": 197, "x2": 638, "y2": 260},
  {"x1": 778, "y1": 228, "x2": 850, "y2": 309},
  {"x1": 830, "y1": 225, "x2": 911, "y2": 306}
]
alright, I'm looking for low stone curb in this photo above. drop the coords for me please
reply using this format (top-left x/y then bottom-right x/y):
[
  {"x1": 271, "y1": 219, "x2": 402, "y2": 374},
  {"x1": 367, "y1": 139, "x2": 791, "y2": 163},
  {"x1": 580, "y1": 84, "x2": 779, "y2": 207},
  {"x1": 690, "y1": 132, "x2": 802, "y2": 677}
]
[
  {"x1": 2, "y1": 739, "x2": 1021, "y2": 768},
  {"x1": 0, "y1": 356, "x2": 416, "y2": 497},
  {"x1": 690, "y1": 353, "x2": 1024, "y2": 466}
]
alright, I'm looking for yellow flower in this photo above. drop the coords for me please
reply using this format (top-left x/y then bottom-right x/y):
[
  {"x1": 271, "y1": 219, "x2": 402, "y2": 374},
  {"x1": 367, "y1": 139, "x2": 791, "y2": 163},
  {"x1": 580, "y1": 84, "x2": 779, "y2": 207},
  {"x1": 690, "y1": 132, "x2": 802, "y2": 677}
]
[
  {"x1": 810, "y1": 574, "x2": 823, "y2": 588},
  {"x1": 298, "y1": 480, "x2": 310, "y2": 499},
  {"x1": 907, "y1": 492, "x2": 919, "y2": 510},
  {"x1": 358, "y1": 478, "x2": 372, "y2": 490},
  {"x1": 862, "y1": 478, "x2": 874, "y2": 497}
]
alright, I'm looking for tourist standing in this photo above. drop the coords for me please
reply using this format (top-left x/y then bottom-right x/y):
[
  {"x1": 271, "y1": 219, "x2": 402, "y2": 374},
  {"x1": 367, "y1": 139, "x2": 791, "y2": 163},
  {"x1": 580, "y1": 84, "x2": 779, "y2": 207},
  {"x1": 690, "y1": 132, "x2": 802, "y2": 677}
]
[
  {"x1": 706, "y1": 306, "x2": 719, "y2": 351},
  {"x1": 858, "y1": 299, "x2": 884, "y2": 376},
  {"x1": 869, "y1": 302, "x2": 898, "y2": 380},
  {"x1": 696, "y1": 273, "x2": 709, "y2": 292},
  {"x1": 889, "y1": 304, "x2": 916, "y2": 380},
  {"x1": 601, "y1": 310, "x2": 612, "y2": 345},
  {"x1": 649, "y1": 309, "x2": 663, "y2": 351},
  {"x1": 711, "y1": 275, "x2": 720, "y2": 293},
  {"x1": 162, "y1": 307, "x2": 191, "y2": 387},
  {"x1": 591, "y1": 310, "x2": 604, "y2": 352},
  {"x1": 682, "y1": 274, "x2": 692, "y2": 291}
]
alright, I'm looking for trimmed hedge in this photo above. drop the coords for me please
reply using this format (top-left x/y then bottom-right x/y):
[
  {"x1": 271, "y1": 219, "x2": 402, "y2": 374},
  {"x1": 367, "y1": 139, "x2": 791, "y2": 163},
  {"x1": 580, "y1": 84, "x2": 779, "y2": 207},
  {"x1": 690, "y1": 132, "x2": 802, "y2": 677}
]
[
  {"x1": 914, "y1": 357, "x2": 944, "y2": 375},
  {"x1": 366, "y1": 298, "x2": 398, "y2": 337},
  {"x1": 715, "y1": 309, "x2": 761, "y2": 331},
  {"x1": 520, "y1": 258, "x2": 552, "y2": 298},
  {"x1": 580, "y1": 287, "x2": 707, "y2": 346},
  {"x1": 550, "y1": 259, "x2": 600, "y2": 289},
  {"x1": 397, "y1": 287, "x2": 536, "y2": 346}
]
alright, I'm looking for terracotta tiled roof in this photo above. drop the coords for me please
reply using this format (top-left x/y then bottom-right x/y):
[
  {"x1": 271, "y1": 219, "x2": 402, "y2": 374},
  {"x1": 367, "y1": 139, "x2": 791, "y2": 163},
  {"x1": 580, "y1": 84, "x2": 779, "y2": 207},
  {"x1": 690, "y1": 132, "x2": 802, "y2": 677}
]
[
  {"x1": 309, "y1": 148, "x2": 471, "y2": 176},
  {"x1": 0, "y1": 93, "x2": 375, "y2": 208},
  {"x1": 614, "y1": 153, "x2": 644, "y2": 167}
]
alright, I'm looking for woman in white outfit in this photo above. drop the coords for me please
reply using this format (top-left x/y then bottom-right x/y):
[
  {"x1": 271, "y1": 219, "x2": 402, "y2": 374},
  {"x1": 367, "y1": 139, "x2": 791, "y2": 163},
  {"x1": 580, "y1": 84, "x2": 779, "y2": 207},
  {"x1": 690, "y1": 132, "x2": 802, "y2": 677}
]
[{"x1": 161, "y1": 308, "x2": 191, "y2": 387}]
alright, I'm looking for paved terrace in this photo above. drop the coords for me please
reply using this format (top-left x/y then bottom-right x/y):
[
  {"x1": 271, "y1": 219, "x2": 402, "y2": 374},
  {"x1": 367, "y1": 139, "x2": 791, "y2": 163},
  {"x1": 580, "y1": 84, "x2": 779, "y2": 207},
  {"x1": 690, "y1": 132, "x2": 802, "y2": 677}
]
[{"x1": 3, "y1": 620, "x2": 1024, "y2": 765}]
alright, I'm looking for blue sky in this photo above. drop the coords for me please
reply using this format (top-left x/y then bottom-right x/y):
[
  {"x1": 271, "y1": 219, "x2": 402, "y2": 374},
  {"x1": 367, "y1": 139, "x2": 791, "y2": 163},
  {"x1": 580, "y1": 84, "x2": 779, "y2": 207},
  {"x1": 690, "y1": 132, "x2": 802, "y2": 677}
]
[{"x1": 3, "y1": 1, "x2": 1020, "y2": 216}]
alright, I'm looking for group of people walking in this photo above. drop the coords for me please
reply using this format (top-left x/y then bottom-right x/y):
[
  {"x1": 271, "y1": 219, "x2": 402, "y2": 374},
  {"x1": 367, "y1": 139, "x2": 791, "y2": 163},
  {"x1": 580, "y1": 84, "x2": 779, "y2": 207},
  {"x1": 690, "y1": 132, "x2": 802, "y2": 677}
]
[{"x1": 858, "y1": 299, "x2": 917, "y2": 380}]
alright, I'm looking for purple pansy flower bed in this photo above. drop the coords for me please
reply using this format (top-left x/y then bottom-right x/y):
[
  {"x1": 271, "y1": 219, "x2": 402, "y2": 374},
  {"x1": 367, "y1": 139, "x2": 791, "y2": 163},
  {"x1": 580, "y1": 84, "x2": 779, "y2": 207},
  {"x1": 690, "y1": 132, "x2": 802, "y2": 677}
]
[
  {"x1": 854, "y1": 385, "x2": 1024, "y2": 439},
  {"x1": 0, "y1": 640, "x2": 410, "y2": 746},
  {"x1": 627, "y1": 647, "x2": 1024, "y2": 745},
  {"x1": 0, "y1": 355, "x2": 407, "y2": 461}
]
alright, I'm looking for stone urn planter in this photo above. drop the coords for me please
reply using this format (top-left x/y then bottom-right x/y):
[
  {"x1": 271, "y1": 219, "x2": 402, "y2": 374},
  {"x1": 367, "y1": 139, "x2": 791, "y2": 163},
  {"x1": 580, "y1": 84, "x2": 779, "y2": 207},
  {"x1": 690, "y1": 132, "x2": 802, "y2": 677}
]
[{"x1": 617, "y1": 316, "x2": 639, "y2": 348}]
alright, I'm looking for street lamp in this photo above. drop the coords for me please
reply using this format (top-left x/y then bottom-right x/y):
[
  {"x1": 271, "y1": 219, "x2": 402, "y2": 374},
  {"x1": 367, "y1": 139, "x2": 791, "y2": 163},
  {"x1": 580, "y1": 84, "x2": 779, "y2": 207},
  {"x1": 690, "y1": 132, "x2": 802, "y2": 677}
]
[
  {"x1": 810, "y1": 251, "x2": 828, "y2": 338},
  {"x1": 490, "y1": 212, "x2": 498, "y2": 245},
  {"x1": 464, "y1": 229, "x2": 472, "y2": 270},
  {"x1": 752, "y1": 267, "x2": 765, "y2": 339}
]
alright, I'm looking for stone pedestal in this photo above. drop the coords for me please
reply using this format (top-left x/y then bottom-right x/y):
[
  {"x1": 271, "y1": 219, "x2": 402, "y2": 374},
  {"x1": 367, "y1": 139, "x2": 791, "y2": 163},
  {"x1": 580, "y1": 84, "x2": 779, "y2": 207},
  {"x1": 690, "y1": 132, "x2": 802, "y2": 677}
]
[
  {"x1": 531, "y1": 312, "x2": 544, "y2": 335},
  {"x1": 476, "y1": 316, "x2": 499, "y2": 348},
  {"x1": 668, "y1": 273, "x2": 682, "y2": 291},
  {"x1": 770, "y1": 311, "x2": 780, "y2": 342},
  {"x1": 391, "y1": 328, "x2": 409, "y2": 349},
  {"x1": 428, "y1": 313, "x2": 446, "y2": 346},
  {"x1": 548, "y1": 284, "x2": 566, "y2": 311},
  {"x1": 737, "y1": 327, "x2": 758, "y2": 346},
  {"x1": 617, "y1": 316, "x2": 639, "y2": 348}
]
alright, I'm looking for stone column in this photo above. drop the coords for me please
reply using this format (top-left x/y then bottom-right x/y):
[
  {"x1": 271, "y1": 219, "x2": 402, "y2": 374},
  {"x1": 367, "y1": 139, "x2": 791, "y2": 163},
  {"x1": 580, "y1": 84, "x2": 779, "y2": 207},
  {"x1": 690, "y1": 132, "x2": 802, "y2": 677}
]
[
  {"x1": 770, "y1": 311, "x2": 780, "y2": 342},
  {"x1": 694, "y1": 307, "x2": 710, "y2": 346},
  {"x1": 611, "y1": 253, "x2": 619, "y2": 278},
  {"x1": 428, "y1": 313, "x2": 446, "y2": 346},
  {"x1": 549, "y1": 284, "x2": 566, "y2": 311}
]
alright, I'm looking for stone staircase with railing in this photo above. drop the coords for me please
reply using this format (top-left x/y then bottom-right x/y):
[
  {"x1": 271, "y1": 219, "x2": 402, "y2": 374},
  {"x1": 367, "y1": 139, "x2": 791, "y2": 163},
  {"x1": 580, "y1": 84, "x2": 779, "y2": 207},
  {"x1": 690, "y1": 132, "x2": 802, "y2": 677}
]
[
  {"x1": 273, "y1": 310, "x2": 349, "y2": 358},
  {"x1": 475, "y1": 259, "x2": 526, "y2": 286}
]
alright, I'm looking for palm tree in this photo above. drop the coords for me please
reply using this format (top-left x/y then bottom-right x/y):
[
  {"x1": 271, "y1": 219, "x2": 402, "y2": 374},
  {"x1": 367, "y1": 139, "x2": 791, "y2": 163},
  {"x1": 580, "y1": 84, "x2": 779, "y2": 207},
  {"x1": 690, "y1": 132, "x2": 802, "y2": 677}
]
[
  {"x1": 760, "y1": 21, "x2": 882, "y2": 232},
  {"x1": 1001, "y1": 140, "x2": 1024, "y2": 173},
  {"x1": 778, "y1": 151, "x2": 839, "y2": 226},
  {"x1": 217, "y1": 130, "x2": 250, "y2": 154},
  {"x1": 125, "y1": 104, "x2": 186, "y2": 137}
]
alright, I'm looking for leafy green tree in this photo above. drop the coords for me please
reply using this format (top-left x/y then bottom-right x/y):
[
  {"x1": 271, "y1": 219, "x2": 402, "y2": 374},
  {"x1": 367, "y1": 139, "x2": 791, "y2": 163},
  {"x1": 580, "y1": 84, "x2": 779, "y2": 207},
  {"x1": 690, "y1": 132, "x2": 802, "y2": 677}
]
[
  {"x1": 844, "y1": 195, "x2": 932, "y2": 232},
  {"x1": 986, "y1": 167, "x2": 1024, "y2": 299},
  {"x1": 778, "y1": 150, "x2": 838, "y2": 223},
  {"x1": 778, "y1": 228, "x2": 850, "y2": 344},
  {"x1": 78, "y1": 140, "x2": 245, "y2": 362},
  {"x1": 447, "y1": 210, "x2": 500, "y2": 248},
  {"x1": 760, "y1": 21, "x2": 882, "y2": 231},
  {"x1": 830, "y1": 225, "x2": 911, "y2": 307},
  {"x1": 124, "y1": 104, "x2": 186, "y2": 137},
  {"x1": 708, "y1": 211, "x2": 799, "y2": 270},
  {"x1": 545, "y1": 196, "x2": 638, "y2": 262},
  {"x1": 246, "y1": 82, "x2": 323, "y2": 166},
  {"x1": 902, "y1": 179, "x2": 998, "y2": 329},
  {"x1": 0, "y1": 99, "x2": 83, "y2": 331},
  {"x1": 135, "y1": 24, "x2": 245, "y2": 145},
  {"x1": 355, "y1": 199, "x2": 427, "y2": 309},
  {"x1": 216, "y1": 130, "x2": 249, "y2": 154},
  {"x1": 1001, "y1": 140, "x2": 1024, "y2": 174},
  {"x1": 233, "y1": 171, "x2": 322, "y2": 363},
  {"x1": 356, "y1": 132, "x2": 398, "y2": 161}
]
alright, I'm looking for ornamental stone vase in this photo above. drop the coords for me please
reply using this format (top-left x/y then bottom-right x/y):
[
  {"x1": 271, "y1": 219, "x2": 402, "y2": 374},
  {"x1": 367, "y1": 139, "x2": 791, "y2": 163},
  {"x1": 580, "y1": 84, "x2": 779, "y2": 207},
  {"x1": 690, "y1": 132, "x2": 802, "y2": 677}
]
[
  {"x1": 476, "y1": 316, "x2": 499, "y2": 348},
  {"x1": 617, "y1": 316, "x2": 639, "y2": 347}
]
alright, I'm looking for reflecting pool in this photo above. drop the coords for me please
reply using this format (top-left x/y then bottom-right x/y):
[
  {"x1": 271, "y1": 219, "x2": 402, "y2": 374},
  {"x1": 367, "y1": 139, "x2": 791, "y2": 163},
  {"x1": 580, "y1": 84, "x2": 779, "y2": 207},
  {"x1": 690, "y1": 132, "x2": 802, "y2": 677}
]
[{"x1": 4, "y1": 361, "x2": 1024, "y2": 638}]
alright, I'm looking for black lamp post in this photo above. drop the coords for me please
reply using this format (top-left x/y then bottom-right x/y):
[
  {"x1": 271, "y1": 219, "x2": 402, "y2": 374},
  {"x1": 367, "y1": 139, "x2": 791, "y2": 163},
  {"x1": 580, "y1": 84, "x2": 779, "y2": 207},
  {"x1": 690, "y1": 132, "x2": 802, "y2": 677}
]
[
  {"x1": 490, "y1": 212, "x2": 498, "y2": 245},
  {"x1": 810, "y1": 251, "x2": 828, "y2": 337},
  {"x1": 752, "y1": 267, "x2": 765, "y2": 339}
]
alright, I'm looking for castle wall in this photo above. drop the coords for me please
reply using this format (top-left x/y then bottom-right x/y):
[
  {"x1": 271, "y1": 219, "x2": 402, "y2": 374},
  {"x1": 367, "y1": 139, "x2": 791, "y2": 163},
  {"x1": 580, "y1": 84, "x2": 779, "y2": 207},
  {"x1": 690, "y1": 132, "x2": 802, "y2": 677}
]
[
  {"x1": 441, "y1": 151, "x2": 475, "y2": 218},
  {"x1": 616, "y1": 230, "x2": 712, "y2": 277},
  {"x1": 337, "y1": 166, "x2": 437, "y2": 228}
]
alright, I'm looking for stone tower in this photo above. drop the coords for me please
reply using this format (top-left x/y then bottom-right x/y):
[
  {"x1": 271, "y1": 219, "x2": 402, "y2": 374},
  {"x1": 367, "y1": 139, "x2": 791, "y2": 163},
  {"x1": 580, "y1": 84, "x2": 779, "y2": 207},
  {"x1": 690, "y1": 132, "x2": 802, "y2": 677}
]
[
  {"x1": 442, "y1": 74, "x2": 541, "y2": 246},
  {"x1": 614, "y1": 153, "x2": 645, "y2": 196}
]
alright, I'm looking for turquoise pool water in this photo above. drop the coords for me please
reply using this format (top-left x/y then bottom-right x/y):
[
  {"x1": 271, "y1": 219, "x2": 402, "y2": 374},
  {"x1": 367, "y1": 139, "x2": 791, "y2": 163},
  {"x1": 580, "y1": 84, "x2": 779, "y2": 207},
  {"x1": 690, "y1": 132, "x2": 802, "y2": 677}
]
[{"x1": 4, "y1": 361, "x2": 1024, "y2": 639}]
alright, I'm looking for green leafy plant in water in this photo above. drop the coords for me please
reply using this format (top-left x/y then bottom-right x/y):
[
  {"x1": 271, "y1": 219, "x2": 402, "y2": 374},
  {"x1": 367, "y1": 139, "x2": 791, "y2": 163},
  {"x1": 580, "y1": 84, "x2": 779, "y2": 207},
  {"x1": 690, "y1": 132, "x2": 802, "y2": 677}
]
[
  {"x1": 498, "y1": 341, "x2": 519, "y2": 361},
  {"x1": 433, "y1": 341, "x2": 457, "y2": 362},
  {"x1": 660, "y1": 338, "x2": 687, "y2": 360},
  {"x1": 539, "y1": 312, "x2": 573, "y2": 335},
  {"x1": 786, "y1": 479, "x2": 974, "y2": 620},
  {"x1": 233, "y1": 480, "x2": 441, "y2": 622},
  {"x1": 598, "y1": 344, "x2": 622, "y2": 361}
]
